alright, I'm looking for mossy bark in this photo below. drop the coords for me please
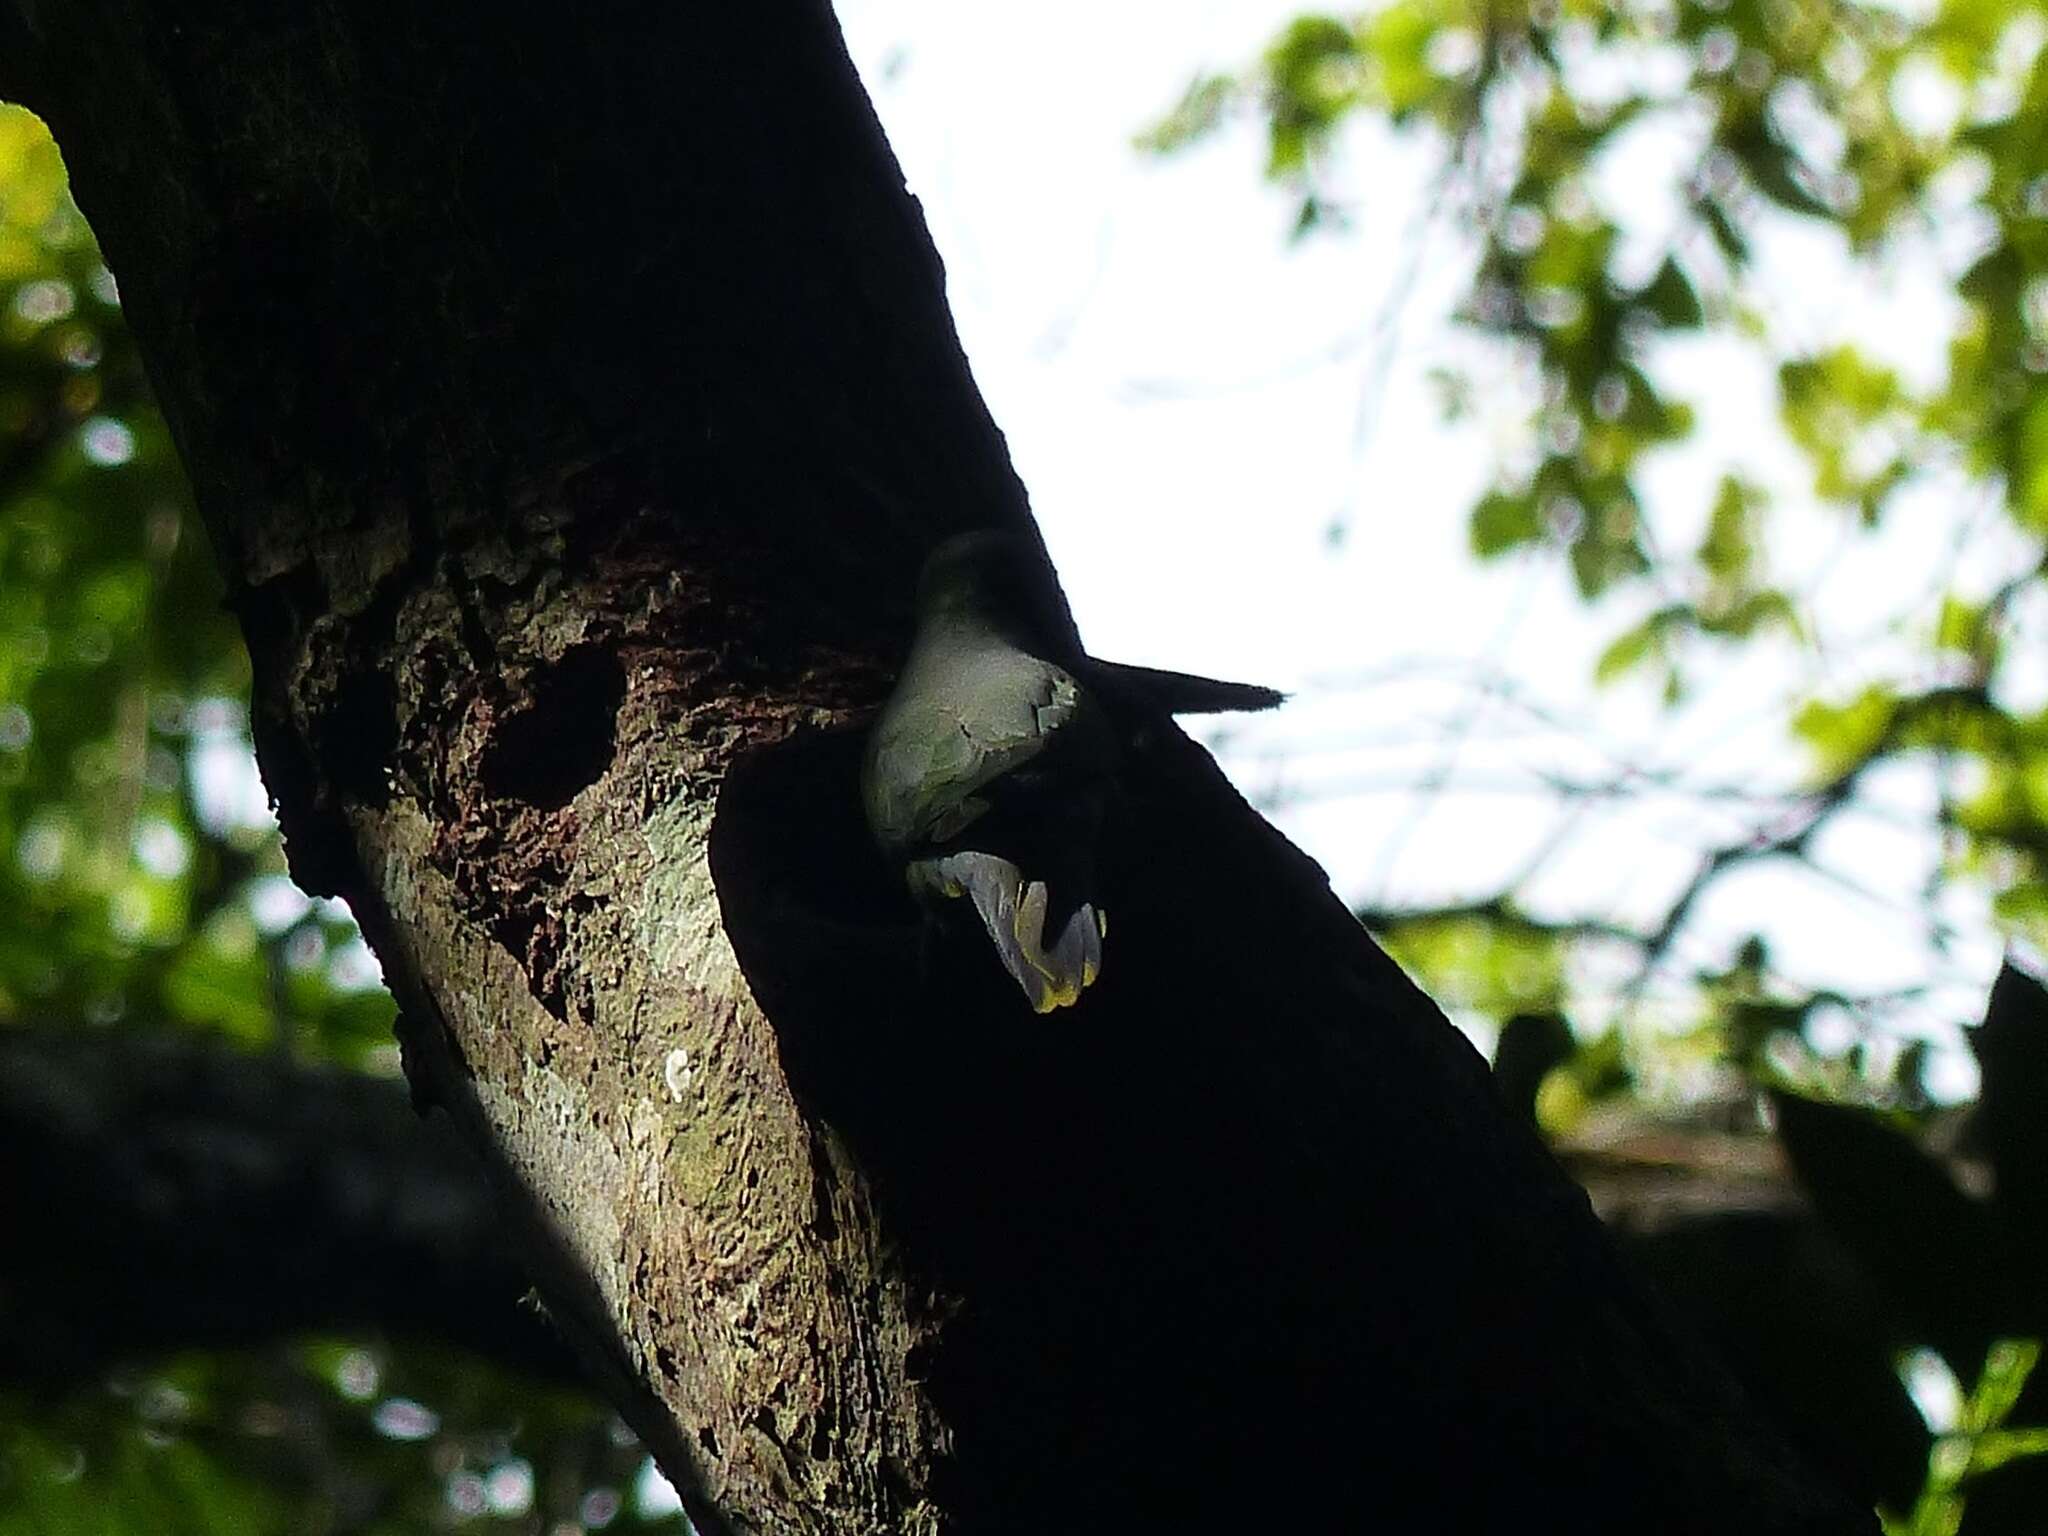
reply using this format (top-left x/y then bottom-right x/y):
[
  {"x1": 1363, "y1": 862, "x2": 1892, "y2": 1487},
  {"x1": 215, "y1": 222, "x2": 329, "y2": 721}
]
[{"x1": 0, "y1": 4, "x2": 1875, "y2": 1532}]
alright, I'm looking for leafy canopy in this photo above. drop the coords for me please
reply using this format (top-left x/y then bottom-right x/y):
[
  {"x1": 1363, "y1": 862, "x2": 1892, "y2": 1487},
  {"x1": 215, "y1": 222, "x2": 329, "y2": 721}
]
[{"x1": 1150, "y1": 0, "x2": 2048, "y2": 1104}]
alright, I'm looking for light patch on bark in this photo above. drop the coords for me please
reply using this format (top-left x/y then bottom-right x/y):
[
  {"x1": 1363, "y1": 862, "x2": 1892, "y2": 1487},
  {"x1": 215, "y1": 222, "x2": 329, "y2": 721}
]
[
  {"x1": 359, "y1": 801, "x2": 636, "y2": 1325},
  {"x1": 639, "y1": 794, "x2": 739, "y2": 995},
  {"x1": 663, "y1": 1048, "x2": 694, "y2": 1102}
]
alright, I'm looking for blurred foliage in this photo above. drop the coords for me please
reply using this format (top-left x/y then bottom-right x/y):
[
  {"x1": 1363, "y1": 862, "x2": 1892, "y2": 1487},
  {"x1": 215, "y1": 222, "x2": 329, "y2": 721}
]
[
  {"x1": 1378, "y1": 899, "x2": 1571, "y2": 1014},
  {"x1": 1887, "y1": 1340, "x2": 2048, "y2": 1536},
  {"x1": 0, "y1": 1342, "x2": 679, "y2": 1536},
  {"x1": 0, "y1": 105, "x2": 685, "y2": 1533},
  {"x1": 1150, "y1": 0, "x2": 2048, "y2": 1522},
  {"x1": 0, "y1": 108, "x2": 395, "y2": 1068},
  {"x1": 1151, "y1": 0, "x2": 2048, "y2": 1096},
  {"x1": 1766, "y1": 969, "x2": 2048, "y2": 1527}
]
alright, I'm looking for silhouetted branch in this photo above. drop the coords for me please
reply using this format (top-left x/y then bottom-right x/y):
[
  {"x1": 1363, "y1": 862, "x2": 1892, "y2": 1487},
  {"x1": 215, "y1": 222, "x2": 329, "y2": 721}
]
[{"x1": 0, "y1": 1026, "x2": 573, "y2": 1384}]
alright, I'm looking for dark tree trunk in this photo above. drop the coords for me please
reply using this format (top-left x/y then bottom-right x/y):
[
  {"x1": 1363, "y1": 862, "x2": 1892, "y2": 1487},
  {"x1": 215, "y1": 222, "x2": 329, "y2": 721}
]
[{"x1": 0, "y1": 4, "x2": 1875, "y2": 1531}]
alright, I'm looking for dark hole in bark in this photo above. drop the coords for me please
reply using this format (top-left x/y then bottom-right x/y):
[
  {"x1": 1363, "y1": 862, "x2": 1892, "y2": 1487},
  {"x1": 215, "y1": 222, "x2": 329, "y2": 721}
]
[
  {"x1": 318, "y1": 669, "x2": 399, "y2": 809},
  {"x1": 481, "y1": 645, "x2": 626, "y2": 809},
  {"x1": 707, "y1": 729, "x2": 923, "y2": 1113},
  {"x1": 708, "y1": 728, "x2": 915, "y2": 933}
]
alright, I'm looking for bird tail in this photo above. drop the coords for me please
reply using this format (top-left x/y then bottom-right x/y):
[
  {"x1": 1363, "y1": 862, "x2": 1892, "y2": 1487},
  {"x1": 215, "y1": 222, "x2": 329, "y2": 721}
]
[
  {"x1": 926, "y1": 850, "x2": 1103, "y2": 1013},
  {"x1": 1090, "y1": 659, "x2": 1285, "y2": 716}
]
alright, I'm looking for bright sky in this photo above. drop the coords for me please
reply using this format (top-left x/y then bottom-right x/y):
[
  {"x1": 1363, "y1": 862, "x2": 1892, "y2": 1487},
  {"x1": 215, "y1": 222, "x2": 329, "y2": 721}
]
[{"x1": 834, "y1": 0, "x2": 2025, "y2": 1098}]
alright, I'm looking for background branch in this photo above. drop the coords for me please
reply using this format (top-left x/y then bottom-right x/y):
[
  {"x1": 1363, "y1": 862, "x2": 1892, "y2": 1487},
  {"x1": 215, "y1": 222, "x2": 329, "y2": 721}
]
[{"x1": 0, "y1": 1026, "x2": 572, "y2": 1385}]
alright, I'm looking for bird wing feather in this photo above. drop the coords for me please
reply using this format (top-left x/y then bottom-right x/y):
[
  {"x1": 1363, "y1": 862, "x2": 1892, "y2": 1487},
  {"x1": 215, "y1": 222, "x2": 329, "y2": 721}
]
[{"x1": 863, "y1": 650, "x2": 1081, "y2": 854}]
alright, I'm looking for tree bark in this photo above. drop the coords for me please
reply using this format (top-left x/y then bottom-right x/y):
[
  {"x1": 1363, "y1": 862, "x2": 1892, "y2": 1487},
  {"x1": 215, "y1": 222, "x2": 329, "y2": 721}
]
[{"x1": 0, "y1": 4, "x2": 1875, "y2": 1532}]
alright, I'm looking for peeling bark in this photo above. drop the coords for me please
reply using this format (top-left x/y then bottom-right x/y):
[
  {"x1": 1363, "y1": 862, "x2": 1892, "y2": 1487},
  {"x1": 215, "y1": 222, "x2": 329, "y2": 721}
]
[{"x1": 1, "y1": 4, "x2": 1874, "y2": 1532}]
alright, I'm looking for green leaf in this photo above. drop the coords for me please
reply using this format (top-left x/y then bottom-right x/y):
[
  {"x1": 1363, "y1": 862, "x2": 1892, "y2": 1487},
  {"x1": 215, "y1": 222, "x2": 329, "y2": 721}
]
[
  {"x1": 1594, "y1": 613, "x2": 1662, "y2": 684},
  {"x1": 1363, "y1": 0, "x2": 1442, "y2": 118},
  {"x1": 1633, "y1": 255, "x2": 1704, "y2": 329},
  {"x1": 1934, "y1": 595, "x2": 1988, "y2": 658},
  {"x1": 2017, "y1": 390, "x2": 2048, "y2": 533},
  {"x1": 1566, "y1": 510, "x2": 1649, "y2": 598},
  {"x1": 1469, "y1": 489, "x2": 1543, "y2": 558},
  {"x1": 1698, "y1": 476, "x2": 1760, "y2": 580},
  {"x1": 1959, "y1": 1339, "x2": 2040, "y2": 1438},
  {"x1": 1992, "y1": 882, "x2": 2048, "y2": 947},
  {"x1": 1705, "y1": 588, "x2": 1801, "y2": 641},
  {"x1": 1793, "y1": 686, "x2": 1898, "y2": 777},
  {"x1": 1972, "y1": 1422, "x2": 2048, "y2": 1477},
  {"x1": 1375, "y1": 906, "x2": 1568, "y2": 1019},
  {"x1": 160, "y1": 913, "x2": 274, "y2": 1044},
  {"x1": 1261, "y1": 16, "x2": 1362, "y2": 177},
  {"x1": 1135, "y1": 74, "x2": 1235, "y2": 155}
]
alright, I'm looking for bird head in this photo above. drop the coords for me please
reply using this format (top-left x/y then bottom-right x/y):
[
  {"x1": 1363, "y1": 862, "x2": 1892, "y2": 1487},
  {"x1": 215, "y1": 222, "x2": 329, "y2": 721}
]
[{"x1": 914, "y1": 529, "x2": 1083, "y2": 659}]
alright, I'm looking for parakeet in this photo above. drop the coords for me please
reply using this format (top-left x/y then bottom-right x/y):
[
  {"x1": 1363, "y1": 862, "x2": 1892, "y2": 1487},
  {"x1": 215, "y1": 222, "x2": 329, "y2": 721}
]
[{"x1": 861, "y1": 530, "x2": 1282, "y2": 1013}]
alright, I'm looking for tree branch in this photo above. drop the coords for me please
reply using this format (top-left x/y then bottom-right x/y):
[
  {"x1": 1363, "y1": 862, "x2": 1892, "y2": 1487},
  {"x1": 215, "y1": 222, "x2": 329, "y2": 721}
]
[{"x1": 0, "y1": 1025, "x2": 573, "y2": 1383}]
